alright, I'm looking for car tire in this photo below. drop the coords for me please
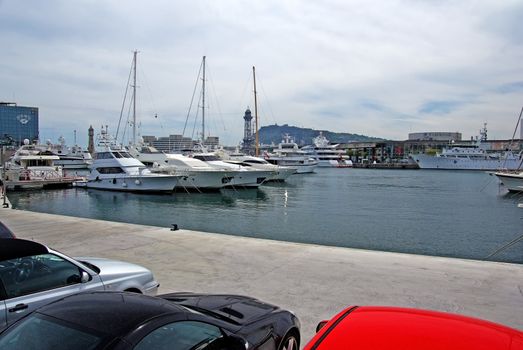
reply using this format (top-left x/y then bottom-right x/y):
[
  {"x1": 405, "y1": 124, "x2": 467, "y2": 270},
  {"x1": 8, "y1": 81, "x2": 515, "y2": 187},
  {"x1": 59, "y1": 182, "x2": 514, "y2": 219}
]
[{"x1": 278, "y1": 331, "x2": 299, "y2": 350}]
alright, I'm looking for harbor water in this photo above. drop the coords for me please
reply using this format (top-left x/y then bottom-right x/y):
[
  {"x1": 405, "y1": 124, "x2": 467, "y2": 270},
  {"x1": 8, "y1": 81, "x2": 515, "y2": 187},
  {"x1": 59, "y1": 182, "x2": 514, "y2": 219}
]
[{"x1": 7, "y1": 168, "x2": 523, "y2": 264}]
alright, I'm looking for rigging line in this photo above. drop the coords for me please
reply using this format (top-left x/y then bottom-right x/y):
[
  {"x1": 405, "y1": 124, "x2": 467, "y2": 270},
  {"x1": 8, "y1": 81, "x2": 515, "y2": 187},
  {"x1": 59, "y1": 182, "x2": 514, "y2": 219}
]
[
  {"x1": 116, "y1": 55, "x2": 134, "y2": 140},
  {"x1": 206, "y1": 65, "x2": 227, "y2": 132},
  {"x1": 191, "y1": 95, "x2": 201, "y2": 141},
  {"x1": 485, "y1": 232, "x2": 523, "y2": 260},
  {"x1": 259, "y1": 78, "x2": 278, "y2": 125},
  {"x1": 139, "y1": 65, "x2": 160, "y2": 122},
  {"x1": 121, "y1": 92, "x2": 134, "y2": 145},
  {"x1": 503, "y1": 105, "x2": 523, "y2": 168},
  {"x1": 183, "y1": 59, "x2": 204, "y2": 137}
]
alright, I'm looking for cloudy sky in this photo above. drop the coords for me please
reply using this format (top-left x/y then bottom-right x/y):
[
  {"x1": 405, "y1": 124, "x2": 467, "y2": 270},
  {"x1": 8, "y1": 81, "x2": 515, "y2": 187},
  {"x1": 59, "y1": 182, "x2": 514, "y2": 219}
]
[{"x1": 1, "y1": 0, "x2": 522, "y2": 146}]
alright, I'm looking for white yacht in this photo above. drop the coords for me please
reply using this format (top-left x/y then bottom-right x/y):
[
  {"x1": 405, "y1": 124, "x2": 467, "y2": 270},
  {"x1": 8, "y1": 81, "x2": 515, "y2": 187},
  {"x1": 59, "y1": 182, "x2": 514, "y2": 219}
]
[
  {"x1": 225, "y1": 152, "x2": 297, "y2": 182},
  {"x1": 39, "y1": 136, "x2": 93, "y2": 170},
  {"x1": 302, "y1": 132, "x2": 353, "y2": 168},
  {"x1": 3, "y1": 139, "x2": 76, "y2": 189},
  {"x1": 264, "y1": 134, "x2": 318, "y2": 174},
  {"x1": 191, "y1": 153, "x2": 273, "y2": 188},
  {"x1": 411, "y1": 124, "x2": 522, "y2": 170},
  {"x1": 127, "y1": 143, "x2": 235, "y2": 191},
  {"x1": 494, "y1": 171, "x2": 523, "y2": 192},
  {"x1": 81, "y1": 148, "x2": 180, "y2": 192}
]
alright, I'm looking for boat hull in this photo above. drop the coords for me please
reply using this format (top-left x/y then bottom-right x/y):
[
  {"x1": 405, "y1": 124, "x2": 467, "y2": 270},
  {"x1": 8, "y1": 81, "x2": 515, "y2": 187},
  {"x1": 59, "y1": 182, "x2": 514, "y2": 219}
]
[
  {"x1": 494, "y1": 172, "x2": 523, "y2": 192},
  {"x1": 412, "y1": 154, "x2": 522, "y2": 170},
  {"x1": 85, "y1": 175, "x2": 178, "y2": 192}
]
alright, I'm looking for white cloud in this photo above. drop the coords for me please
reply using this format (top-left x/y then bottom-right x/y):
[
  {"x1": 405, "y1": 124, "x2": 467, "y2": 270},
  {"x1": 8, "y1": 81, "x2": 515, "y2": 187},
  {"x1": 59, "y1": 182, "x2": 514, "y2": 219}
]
[{"x1": 0, "y1": 0, "x2": 522, "y2": 146}]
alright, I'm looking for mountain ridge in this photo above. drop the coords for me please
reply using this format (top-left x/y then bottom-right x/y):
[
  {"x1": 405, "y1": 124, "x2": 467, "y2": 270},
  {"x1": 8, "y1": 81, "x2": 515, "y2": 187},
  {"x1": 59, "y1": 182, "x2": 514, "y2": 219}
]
[{"x1": 258, "y1": 124, "x2": 384, "y2": 145}]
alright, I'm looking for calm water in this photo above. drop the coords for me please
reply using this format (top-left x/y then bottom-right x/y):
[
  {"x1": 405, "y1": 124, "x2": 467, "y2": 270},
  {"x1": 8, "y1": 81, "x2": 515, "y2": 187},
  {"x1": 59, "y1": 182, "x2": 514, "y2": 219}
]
[{"x1": 8, "y1": 169, "x2": 523, "y2": 263}]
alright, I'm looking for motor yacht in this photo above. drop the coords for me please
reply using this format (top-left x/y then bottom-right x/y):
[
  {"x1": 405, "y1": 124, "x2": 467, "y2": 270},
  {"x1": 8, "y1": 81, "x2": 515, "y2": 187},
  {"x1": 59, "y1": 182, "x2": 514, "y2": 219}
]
[
  {"x1": 191, "y1": 153, "x2": 273, "y2": 188},
  {"x1": 264, "y1": 134, "x2": 318, "y2": 174},
  {"x1": 224, "y1": 152, "x2": 297, "y2": 182},
  {"x1": 3, "y1": 139, "x2": 77, "y2": 190},
  {"x1": 127, "y1": 143, "x2": 235, "y2": 191},
  {"x1": 302, "y1": 132, "x2": 353, "y2": 168}
]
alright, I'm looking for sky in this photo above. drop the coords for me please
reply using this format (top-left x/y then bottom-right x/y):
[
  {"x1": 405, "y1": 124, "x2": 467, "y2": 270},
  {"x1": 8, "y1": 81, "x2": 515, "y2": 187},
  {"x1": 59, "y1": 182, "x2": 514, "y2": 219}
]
[{"x1": 1, "y1": 0, "x2": 522, "y2": 147}]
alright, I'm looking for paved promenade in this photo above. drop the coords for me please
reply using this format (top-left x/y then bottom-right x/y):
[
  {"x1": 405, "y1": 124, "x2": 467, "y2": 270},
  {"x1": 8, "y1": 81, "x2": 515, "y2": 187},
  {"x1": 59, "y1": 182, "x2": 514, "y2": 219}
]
[{"x1": 0, "y1": 209, "x2": 521, "y2": 343}]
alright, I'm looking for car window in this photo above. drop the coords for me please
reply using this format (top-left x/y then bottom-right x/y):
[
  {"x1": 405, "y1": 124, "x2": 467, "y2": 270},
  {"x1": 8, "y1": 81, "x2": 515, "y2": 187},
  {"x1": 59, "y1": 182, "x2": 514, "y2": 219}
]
[
  {"x1": 0, "y1": 222, "x2": 14, "y2": 238},
  {"x1": 134, "y1": 321, "x2": 224, "y2": 350},
  {"x1": 0, "y1": 254, "x2": 82, "y2": 299},
  {"x1": 0, "y1": 314, "x2": 103, "y2": 350}
]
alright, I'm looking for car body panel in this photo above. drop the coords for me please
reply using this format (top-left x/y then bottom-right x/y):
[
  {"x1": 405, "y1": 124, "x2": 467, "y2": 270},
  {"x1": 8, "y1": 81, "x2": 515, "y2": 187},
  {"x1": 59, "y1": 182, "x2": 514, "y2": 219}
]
[
  {"x1": 304, "y1": 306, "x2": 523, "y2": 350},
  {"x1": 0, "y1": 240, "x2": 158, "y2": 331},
  {"x1": 0, "y1": 291, "x2": 300, "y2": 350}
]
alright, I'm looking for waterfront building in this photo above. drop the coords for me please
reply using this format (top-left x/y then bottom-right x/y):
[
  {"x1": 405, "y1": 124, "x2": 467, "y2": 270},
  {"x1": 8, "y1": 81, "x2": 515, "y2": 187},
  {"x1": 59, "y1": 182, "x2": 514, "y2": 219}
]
[
  {"x1": 408, "y1": 132, "x2": 461, "y2": 142},
  {"x1": 0, "y1": 102, "x2": 39, "y2": 146}
]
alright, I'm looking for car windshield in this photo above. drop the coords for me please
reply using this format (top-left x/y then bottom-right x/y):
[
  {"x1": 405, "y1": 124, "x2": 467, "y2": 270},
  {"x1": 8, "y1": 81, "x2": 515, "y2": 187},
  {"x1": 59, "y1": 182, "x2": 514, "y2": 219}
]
[{"x1": 0, "y1": 314, "x2": 105, "y2": 350}]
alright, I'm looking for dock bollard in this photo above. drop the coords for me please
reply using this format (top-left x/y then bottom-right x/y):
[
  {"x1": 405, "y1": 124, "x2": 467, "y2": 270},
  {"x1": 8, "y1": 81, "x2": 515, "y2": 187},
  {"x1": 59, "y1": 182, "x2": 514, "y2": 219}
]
[{"x1": 171, "y1": 224, "x2": 179, "y2": 231}]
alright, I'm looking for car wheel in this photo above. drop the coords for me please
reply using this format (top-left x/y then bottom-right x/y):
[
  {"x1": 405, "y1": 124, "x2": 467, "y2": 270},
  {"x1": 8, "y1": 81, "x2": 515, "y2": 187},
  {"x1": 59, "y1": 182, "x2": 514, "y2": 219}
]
[{"x1": 279, "y1": 331, "x2": 299, "y2": 350}]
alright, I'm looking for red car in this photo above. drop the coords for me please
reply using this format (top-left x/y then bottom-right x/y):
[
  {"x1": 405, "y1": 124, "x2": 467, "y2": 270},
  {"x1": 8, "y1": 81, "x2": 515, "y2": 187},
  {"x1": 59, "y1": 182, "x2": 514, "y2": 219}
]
[{"x1": 304, "y1": 306, "x2": 523, "y2": 350}]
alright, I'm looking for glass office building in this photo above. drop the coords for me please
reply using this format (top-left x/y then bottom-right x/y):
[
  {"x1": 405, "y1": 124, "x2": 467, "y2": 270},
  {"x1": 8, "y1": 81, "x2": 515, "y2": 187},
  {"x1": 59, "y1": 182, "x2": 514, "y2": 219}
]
[{"x1": 0, "y1": 102, "x2": 39, "y2": 146}]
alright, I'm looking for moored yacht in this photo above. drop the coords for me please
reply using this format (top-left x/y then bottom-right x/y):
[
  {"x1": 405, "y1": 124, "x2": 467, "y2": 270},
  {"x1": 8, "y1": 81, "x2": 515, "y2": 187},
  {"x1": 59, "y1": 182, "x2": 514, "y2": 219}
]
[
  {"x1": 302, "y1": 132, "x2": 353, "y2": 168},
  {"x1": 3, "y1": 139, "x2": 77, "y2": 190},
  {"x1": 39, "y1": 136, "x2": 93, "y2": 170},
  {"x1": 191, "y1": 153, "x2": 273, "y2": 188},
  {"x1": 127, "y1": 143, "x2": 235, "y2": 191},
  {"x1": 82, "y1": 148, "x2": 180, "y2": 192},
  {"x1": 264, "y1": 134, "x2": 318, "y2": 174},
  {"x1": 224, "y1": 151, "x2": 297, "y2": 182},
  {"x1": 494, "y1": 171, "x2": 523, "y2": 192}
]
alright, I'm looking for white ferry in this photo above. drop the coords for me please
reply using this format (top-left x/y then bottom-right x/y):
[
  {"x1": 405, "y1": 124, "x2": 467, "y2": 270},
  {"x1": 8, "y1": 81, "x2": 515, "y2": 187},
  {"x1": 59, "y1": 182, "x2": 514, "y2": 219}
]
[{"x1": 411, "y1": 124, "x2": 522, "y2": 170}]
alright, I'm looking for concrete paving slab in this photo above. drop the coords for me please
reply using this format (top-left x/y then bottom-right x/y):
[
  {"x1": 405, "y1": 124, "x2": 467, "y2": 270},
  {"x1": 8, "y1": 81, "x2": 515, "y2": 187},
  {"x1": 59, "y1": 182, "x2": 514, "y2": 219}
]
[{"x1": 0, "y1": 209, "x2": 521, "y2": 345}]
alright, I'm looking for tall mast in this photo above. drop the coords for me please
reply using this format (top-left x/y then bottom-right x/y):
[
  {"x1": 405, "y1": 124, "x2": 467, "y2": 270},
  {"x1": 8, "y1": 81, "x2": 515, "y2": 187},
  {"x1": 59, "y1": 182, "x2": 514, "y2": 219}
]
[
  {"x1": 202, "y1": 56, "x2": 206, "y2": 143},
  {"x1": 253, "y1": 66, "x2": 259, "y2": 156},
  {"x1": 132, "y1": 50, "x2": 137, "y2": 145}
]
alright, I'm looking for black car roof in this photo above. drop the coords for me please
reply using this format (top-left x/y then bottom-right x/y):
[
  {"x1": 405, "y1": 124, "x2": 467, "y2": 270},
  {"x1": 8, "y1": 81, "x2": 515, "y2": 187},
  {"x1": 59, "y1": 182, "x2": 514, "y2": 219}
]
[
  {"x1": 36, "y1": 292, "x2": 187, "y2": 336},
  {"x1": 0, "y1": 238, "x2": 48, "y2": 260}
]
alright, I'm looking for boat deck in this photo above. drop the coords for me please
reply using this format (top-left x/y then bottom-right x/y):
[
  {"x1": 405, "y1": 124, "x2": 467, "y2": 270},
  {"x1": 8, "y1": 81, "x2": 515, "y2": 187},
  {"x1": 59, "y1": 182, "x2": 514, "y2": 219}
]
[
  {"x1": 0, "y1": 209, "x2": 521, "y2": 342},
  {"x1": 5, "y1": 177, "x2": 81, "y2": 190}
]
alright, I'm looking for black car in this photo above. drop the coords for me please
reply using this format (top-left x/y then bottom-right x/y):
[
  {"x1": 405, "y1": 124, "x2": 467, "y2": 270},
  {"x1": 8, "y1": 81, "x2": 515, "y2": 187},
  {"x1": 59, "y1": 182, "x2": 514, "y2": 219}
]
[
  {"x1": 0, "y1": 291, "x2": 300, "y2": 350},
  {"x1": 0, "y1": 222, "x2": 15, "y2": 238}
]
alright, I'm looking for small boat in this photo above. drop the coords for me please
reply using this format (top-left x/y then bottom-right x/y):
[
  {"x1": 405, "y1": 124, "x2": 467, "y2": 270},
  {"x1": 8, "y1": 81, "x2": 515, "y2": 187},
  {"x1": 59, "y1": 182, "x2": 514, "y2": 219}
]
[
  {"x1": 264, "y1": 134, "x2": 318, "y2": 174},
  {"x1": 302, "y1": 132, "x2": 353, "y2": 168}
]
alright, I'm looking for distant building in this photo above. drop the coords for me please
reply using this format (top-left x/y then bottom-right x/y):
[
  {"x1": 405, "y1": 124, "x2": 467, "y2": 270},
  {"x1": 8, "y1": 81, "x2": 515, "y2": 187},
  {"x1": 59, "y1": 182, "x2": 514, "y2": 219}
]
[
  {"x1": 0, "y1": 102, "x2": 39, "y2": 146},
  {"x1": 408, "y1": 132, "x2": 461, "y2": 142}
]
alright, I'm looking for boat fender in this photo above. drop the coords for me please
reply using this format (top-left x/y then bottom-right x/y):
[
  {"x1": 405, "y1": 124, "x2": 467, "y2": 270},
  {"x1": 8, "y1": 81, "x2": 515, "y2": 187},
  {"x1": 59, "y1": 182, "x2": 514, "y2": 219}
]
[
  {"x1": 122, "y1": 182, "x2": 127, "y2": 187},
  {"x1": 135, "y1": 179, "x2": 141, "y2": 185},
  {"x1": 112, "y1": 178, "x2": 117, "y2": 184}
]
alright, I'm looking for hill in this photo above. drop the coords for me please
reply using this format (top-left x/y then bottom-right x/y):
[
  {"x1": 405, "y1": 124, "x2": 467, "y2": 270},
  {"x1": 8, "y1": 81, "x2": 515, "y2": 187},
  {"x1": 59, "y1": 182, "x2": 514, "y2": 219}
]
[{"x1": 259, "y1": 124, "x2": 384, "y2": 145}]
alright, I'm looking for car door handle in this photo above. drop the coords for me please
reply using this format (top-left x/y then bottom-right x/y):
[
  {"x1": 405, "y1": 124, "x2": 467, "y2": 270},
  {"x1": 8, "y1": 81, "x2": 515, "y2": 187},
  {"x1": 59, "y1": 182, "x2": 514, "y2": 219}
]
[{"x1": 8, "y1": 303, "x2": 28, "y2": 312}]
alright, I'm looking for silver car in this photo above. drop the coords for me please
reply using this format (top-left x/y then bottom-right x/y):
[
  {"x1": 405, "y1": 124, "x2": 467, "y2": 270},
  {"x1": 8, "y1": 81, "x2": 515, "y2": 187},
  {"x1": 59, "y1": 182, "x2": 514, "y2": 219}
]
[{"x1": 0, "y1": 239, "x2": 159, "y2": 330}]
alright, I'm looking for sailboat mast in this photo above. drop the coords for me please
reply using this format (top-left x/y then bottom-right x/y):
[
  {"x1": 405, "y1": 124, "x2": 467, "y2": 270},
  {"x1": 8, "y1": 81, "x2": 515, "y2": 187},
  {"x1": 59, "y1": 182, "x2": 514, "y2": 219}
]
[
  {"x1": 253, "y1": 66, "x2": 259, "y2": 156},
  {"x1": 202, "y1": 56, "x2": 206, "y2": 143},
  {"x1": 132, "y1": 50, "x2": 137, "y2": 145}
]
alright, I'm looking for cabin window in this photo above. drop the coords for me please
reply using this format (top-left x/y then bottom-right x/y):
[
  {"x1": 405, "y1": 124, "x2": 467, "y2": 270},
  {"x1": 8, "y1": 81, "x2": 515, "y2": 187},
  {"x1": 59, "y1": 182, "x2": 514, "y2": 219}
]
[{"x1": 96, "y1": 167, "x2": 125, "y2": 174}]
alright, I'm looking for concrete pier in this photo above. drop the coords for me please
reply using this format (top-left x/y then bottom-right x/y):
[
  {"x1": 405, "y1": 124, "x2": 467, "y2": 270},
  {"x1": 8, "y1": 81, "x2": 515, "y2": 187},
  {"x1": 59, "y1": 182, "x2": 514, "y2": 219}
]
[{"x1": 0, "y1": 209, "x2": 521, "y2": 344}]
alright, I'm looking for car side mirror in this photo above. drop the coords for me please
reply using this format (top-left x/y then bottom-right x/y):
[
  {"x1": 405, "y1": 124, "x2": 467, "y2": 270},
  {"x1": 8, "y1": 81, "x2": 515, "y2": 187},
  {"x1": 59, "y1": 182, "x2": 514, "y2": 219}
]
[
  {"x1": 316, "y1": 320, "x2": 328, "y2": 333},
  {"x1": 80, "y1": 271, "x2": 90, "y2": 283}
]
